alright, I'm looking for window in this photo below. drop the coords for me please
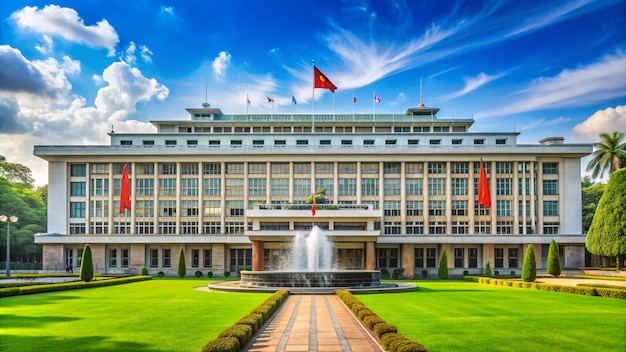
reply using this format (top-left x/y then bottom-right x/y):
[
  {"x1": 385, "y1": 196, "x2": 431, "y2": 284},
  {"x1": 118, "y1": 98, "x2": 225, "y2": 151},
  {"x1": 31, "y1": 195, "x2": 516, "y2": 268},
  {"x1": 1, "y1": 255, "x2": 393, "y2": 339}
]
[
  {"x1": 494, "y1": 248, "x2": 504, "y2": 268},
  {"x1": 543, "y1": 180, "x2": 558, "y2": 195},
  {"x1": 208, "y1": 140, "x2": 220, "y2": 146},
  {"x1": 187, "y1": 140, "x2": 198, "y2": 146},
  {"x1": 90, "y1": 221, "x2": 108, "y2": 234},
  {"x1": 454, "y1": 248, "x2": 464, "y2": 268},
  {"x1": 428, "y1": 200, "x2": 445, "y2": 216},
  {"x1": 225, "y1": 178, "x2": 244, "y2": 196},
  {"x1": 385, "y1": 139, "x2": 397, "y2": 145},
  {"x1": 451, "y1": 178, "x2": 468, "y2": 195},
  {"x1": 204, "y1": 249, "x2": 212, "y2": 267},
  {"x1": 383, "y1": 163, "x2": 401, "y2": 174},
  {"x1": 165, "y1": 140, "x2": 177, "y2": 146},
  {"x1": 70, "y1": 202, "x2": 86, "y2": 218},
  {"x1": 428, "y1": 162, "x2": 446, "y2": 174},
  {"x1": 91, "y1": 163, "x2": 108, "y2": 174},
  {"x1": 426, "y1": 248, "x2": 437, "y2": 268},
  {"x1": 406, "y1": 201, "x2": 423, "y2": 216},
  {"x1": 361, "y1": 178, "x2": 379, "y2": 196},
  {"x1": 231, "y1": 140, "x2": 242, "y2": 145},
  {"x1": 543, "y1": 223, "x2": 559, "y2": 234},
  {"x1": 294, "y1": 163, "x2": 311, "y2": 174},
  {"x1": 109, "y1": 249, "x2": 117, "y2": 267},
  {"x1": 181, "y1": 200, "x2": 198, "y2": 217},
  {"x1": 135, "y1": 221, "x2": 154, "y2": 234},
  {"x1": 159, "y1": 178, "x2": 177, "y2": 196},
  {"x1": 296, "y1": 140, "x2": 309, "y2": 145},
  {"x1": 160, "y1": 163, "x2": 176, "y2": 175},
  {"x1": 415, "y1": 248, "x2": 424, "y2": 268},
  {"x1": 226, "y1": 201, "x2": 244, "y2": 217},
  {"x1": 377, "y1": 248, "x2": 399, "y2": 268},
  {"x1": 203, "y1": 163, "x2": 221, "y2": 175},
  {"x1": 271, "y1": 178, "x2": 289, "y2": 196},
  {"x1": 90, "y1": 178, "x2": 109, "y2": 196},
  {"x1": 496, "y1": 200, "x2": 512, "y2": 216},
  {"x1": 143, "y1": 140, "x2": 155, "y2": 145},
  {"x1": 159, "y1": 200, "x2": 176, "y2": 217},
  {"x1": 543, "y1": 200, "x2": 559, "y2": 216},
  {"x1": 383, "y1": 201, "x2": 401, "y2": 216},
  {"x1": 406, "y1": 178, "x2": 423, "y2": 195},
  {"x1": 451, "y1": 162, "x2": 468, "y2": 174},
  {"x1": 136, "y1": 178, "x2": 154, "y2": 196},
  {"x1": 361, "y1": 163, "x2": 379, "y2": 174},
  {"x1": 315, "y1": 178, "x2": 334, "y2": 196},
  {"x1": 163, "y1": 249, "x2": 171, "y2": 267},
  {"x1": 230, "y1": 248, "x2": 252, "y2": 272},
  {"x1": 294, "y1": 178, "x2": 311, "y2": 196},
  {"x1": 384, "y1": 178, "x2": 401, "y2": 196},
  {"x1": 341, "y1": 140, "x2": 353, "y2": 145},
  {"x1": 320, "y1": 140, "x2": 331, "y2": 145},
  {"x1": 496, "y1": 138, "x2": 507, "y2": 145},
  {"x1": 192, "y1": 249, "x2": 200, "y2": 267},
  {"x1": 122, "y1": 249, "x2": 129, "y2": 267},
  {"x1": 429, "y1": 221, "x2": 446, "y2": 234},
  {"x1": 508, "y1": 248, "x2": 518, "y2": 268},
  {"x1": 473, "y1": 139, "x2": 485, "y2": 145},
  {"x1": 364, "y1": 139, "x2": 375, "y2": 145},
  {"x1": 226, "y1": 163, "x2": 243, "y2": 174},
  {"x1": 384, "y1": 221, "x2": 402, "y2": 234},
  {"x1": 90, "y1": 200, "x2": 109, "y2": 217},
  {"x1": 181, "y1": 163, "x2": 198, "y2": 175},
  {"x1": 496, "y1": 221, "x2": 513, "y2": 234},
  {"x1": 338, "y1": 178, "x2": 357, "y2": 196},
  {"x1": 69, "y1": 223, "x2": 86, "y2": 234},
  {"x1": 150, "y1": 249, "x2": 158, "y2": 268},
  {"x1": 542, "y1": 163, "x2": 558, "y2": 174},
  {"x1": 203, "y1": 200, "x2": 221, "y2": 217},
  {"x1": 405, "y1": 163, "x2": 423, "y2": 174},
  {"x1": 468, "y1": 248, "x2": 478, "y2": 268},
  {"x1": 496, "y1": 178, "x2": 512, "y2": 195},
  {"x1": 428, "y1": 178, "x2": 445, "y2": 195},
  {"x1": 271, "y1": 163, "x2": 289, "y2": 174},
  {"x1": 70, "y1": 182, "x2": 86, "y2": 196},
  {"x1": 248, "y1": 178, "x2": 267, "y2": 197},
  {"x1": 203, "y1": 222, "x2": 221, "y2": 234},
  {"x1": 452, "y1": 139, "x2": 463, "y2": 145},
  {"x1": 452, "y1": 221, "x2": 468, "y2": 234},
  {"x1": 451, "y1": 200, "x2": 467, "y2": 216},
  {"x1": 203, "y1": 178, "x2": 221, "y2": 196},
  {"x1": 406, "y1": 221, "x2": 424, "y2": 234},
  {"x1": 496, "y1": 162, "x2": 512, "y2": 174},
  {"x1": 429, "y1": 139, "x2": 441, "y2": 145},
  {"x1": 338, "y1": 163, "x2": 357, "y2": 174},
  {"x1": 315, "y1": 162, "x2": 333, "y2": 174},
  {"x1": 71, "y1": 164, "x2": 86, "y2": 176},
  {"x1": 181, "y1": 178, "x2": 198, "y2": 196}
]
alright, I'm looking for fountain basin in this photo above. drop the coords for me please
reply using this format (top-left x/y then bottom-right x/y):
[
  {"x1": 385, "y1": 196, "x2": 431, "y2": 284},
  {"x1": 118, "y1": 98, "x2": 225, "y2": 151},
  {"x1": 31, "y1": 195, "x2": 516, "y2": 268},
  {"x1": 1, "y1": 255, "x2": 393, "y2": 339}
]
[{"x1": 240, "y1": 270, "x2": 381, "y2": 288}]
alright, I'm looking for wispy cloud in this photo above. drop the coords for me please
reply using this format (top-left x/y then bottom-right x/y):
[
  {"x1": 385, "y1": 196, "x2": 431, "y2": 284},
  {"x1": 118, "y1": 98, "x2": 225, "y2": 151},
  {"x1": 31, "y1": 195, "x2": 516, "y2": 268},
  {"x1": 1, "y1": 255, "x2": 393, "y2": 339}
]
[
  {"x1": 212, "y1": 51, "x2": 231, "y2": 78},
  {"x1": 438, "y1": 72, "x2": 505, "y2": 102},
  {"x1": 478, "y1": 51, "x2": 626, "y2": 118}
]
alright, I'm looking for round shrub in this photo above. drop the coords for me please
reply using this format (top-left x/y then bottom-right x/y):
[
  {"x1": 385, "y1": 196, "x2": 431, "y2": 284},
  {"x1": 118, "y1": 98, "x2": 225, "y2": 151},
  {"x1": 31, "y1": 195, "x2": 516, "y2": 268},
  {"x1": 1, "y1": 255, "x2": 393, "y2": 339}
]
[
  {"x1": 373, "y1": 322, "x2": 397, "y2": 339},
  {"x1": 157, "y1": 271, "x2": 165, "y2": 278},
  {"x1": 207, "y1": 271, "x2": 213, "y2": 278},
  {"x1": 236, "y1": 313, "x2": 264, "y2": 333},
  {"x1": 218, "y1": 324, "x2": 253, "y2": 346},
  {"x1": 195, "y1": 270, "x2": 203, "y2": 278},
  {"x1": 357, "y1": 308, "x2": 375, "y2": 322},
  {"x1": 202, "y1": 336, "x2": 240, "y2": 352},
  {"x1": 224, "y1": 271, "x2": 231, "y2": 278},
  {"x1": 363, "y1": 315, "x2": 385, "y2": 330},
  {"x1": 140, "y1": 267, "x2": 149, "y2": 276}
]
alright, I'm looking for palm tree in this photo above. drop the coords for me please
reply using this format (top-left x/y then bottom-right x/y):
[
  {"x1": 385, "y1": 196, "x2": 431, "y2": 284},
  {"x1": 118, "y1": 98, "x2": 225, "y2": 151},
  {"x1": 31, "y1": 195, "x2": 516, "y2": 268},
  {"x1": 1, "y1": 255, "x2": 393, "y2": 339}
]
[{"x1": 586, "y1": 131, "x2": 626, "y2": 179}]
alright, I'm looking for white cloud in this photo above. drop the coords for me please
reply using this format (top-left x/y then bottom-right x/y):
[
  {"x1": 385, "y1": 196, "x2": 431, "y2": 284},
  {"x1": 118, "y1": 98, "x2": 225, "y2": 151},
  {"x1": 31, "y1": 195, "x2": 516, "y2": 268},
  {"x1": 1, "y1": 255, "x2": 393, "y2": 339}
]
[
  {"x1": 140, "y1": 45, "x2": 153, "y2": 63},
  {"x1": 34, "y1": 34, "x2": 53, "y2": 54},
  {"x1": 479, "y1": 51, "x2": 626, "y2": 118},
  {"x1": 574, "y1": 105, "x2": 626, "y2": 139},
  {"x1": 11, "y1": 5, "x2": 119, "y2": 56},
  {"x1": 212, "y1": 51, "x2": 232, "y2": 78},
  {"x1": 161, "y1": 6, "x2": 175, "y2": 15},
  {"x1": 439, "y1": 72, "x2": 505, "y2": 101},
  {"x1": 121, "y1": 42, "x2": 153, "y2": 65}
]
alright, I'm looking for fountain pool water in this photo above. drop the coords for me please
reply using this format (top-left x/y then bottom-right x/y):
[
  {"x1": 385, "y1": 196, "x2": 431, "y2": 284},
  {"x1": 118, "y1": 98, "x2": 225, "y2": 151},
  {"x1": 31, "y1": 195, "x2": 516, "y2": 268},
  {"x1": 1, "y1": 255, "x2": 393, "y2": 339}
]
[{"x1": 240, "y1": 226, "x2": 382, "y2": 288}]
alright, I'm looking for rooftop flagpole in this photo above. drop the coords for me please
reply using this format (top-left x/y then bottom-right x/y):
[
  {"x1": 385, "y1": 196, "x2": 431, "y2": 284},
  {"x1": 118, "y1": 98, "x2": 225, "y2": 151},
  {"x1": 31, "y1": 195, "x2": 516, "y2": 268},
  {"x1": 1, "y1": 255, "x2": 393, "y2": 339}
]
[{"x1": 312, "y1": 59, "x2": 315, "y2": 131}]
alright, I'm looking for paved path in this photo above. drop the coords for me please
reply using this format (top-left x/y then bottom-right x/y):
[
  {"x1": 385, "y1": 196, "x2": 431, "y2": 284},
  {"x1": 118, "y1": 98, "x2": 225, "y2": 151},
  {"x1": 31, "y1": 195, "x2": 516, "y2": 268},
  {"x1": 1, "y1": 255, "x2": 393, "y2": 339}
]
[{"x1": 244, "y1": 295, "x2": 383, "y2": 352}]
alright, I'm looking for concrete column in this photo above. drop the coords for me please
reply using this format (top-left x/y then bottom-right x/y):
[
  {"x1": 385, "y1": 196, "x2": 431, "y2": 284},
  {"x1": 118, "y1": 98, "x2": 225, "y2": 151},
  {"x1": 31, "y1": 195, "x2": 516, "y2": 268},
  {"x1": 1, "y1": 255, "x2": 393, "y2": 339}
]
[
  {"x1": 252, "y1": 240, "x2": 264, "y2": 271},
  {"x1": 483, "y1": 244, "x2": 494, "y2": 272},
  {"x1": 91, "y1": 244, "x2": 106, "y2": 274},
  {"x1": 43, "y1": 243, "x2": 64, "y2": 271},
  {"x1": 213, "y1": 243, "x2": 226, "y2": 274},
  {"x1": 130, "y1": 243, "x2": 146, "y2": 273},
  {"x1": 401, "y1": 243, "x2": 414, "y2": 279},
  {"x1": 365, "y1": 241, "x2": 376, "y2": 270}
]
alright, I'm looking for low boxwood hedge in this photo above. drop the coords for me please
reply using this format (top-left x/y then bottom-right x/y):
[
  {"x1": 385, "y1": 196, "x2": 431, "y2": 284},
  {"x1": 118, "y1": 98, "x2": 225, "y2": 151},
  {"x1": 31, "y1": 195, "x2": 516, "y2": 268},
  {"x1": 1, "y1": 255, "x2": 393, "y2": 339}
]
[
  {"x1": 464, "y1": 276, "x2": 626, "y2": 299},
  {"x1": 202, "y1": 290, "x2": 289, "y2": 352},
  {"x1": 0, "y1": 276, "x2": 152, "y2": 297},
  {"x1": 336, "y1": 290, "x2": 427, "y2": 351}
]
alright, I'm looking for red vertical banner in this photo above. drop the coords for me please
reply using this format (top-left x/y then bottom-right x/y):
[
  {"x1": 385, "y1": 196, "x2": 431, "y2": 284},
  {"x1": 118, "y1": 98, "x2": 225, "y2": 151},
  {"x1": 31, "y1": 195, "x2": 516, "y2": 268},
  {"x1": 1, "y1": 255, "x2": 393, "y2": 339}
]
[
  {"x1": 311, "y1": 197, "x2": 316, "y2": 216},
  {"x1": 478, "y1": 161, "x2": 491, "y2": 208},
  {"x1": 120, "y1": 164, "x2": 131, "y2": 213}
]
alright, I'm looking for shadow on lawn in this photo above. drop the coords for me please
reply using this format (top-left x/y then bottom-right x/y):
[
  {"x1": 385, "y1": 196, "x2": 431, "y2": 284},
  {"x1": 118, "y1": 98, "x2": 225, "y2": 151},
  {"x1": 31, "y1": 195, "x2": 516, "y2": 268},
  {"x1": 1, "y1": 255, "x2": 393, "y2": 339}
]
[
  {"x1": 2, "y1": 335, "x2": 168, "y2": 352},
  {"x1": 2, "y1": 295, "x2": 82, "y2": 308},
  {"x1": 2, "y1": 313, "x2": 82, "y2": 328}
]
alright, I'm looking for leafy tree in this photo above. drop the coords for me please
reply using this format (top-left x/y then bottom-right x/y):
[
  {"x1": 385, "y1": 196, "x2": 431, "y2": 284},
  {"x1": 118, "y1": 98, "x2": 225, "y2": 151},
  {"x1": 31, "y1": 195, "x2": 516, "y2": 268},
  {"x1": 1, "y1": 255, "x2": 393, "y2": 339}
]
[
  {"x1": 586, "y1": 168, "x2": 626, "y2": 269},
  {"x1": 547, "y1": 240, "x2": 561, "y2": 277},
  {"x1": 80, "y1": 244, "x2": 94, "y2": 282},
  {"x1": 438, "y1": 249, "x2": 448, "y2": 279},
  {"x1": 586, "y1": 131, "x2": 626, "y2": 179},
  {"x1": 522, "y1": 244, "x2": 536, "y2": 282},
  {"x1": 306, "y1": 187, "x2": 327, "y2": 204},
  {"x1": 485, "y1": 261, "x2": 492, "y2": 277},
  {"x1": 178, "y1": 245, "x2": 186, "y2": 277},
  {"x1": 0, "y1": 156, "x2": 35, "y2": 188},
  {"x1": 582, "y1": 182, "x2": 605, "y2": 233}
]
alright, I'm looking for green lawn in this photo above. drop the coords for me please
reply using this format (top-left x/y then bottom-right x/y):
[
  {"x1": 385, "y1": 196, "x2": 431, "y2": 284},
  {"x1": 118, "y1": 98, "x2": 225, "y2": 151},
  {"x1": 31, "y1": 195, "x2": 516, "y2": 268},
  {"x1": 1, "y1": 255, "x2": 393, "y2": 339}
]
[
  {"x1": 2, "y1": 279, "x2": 625, "y2": 352},
  {"x1": 0, "y1": 279, "x2": 270, "y2": 352},
  {"x1": 358, "y1": 281, "x2": 626, "y2": 352}
]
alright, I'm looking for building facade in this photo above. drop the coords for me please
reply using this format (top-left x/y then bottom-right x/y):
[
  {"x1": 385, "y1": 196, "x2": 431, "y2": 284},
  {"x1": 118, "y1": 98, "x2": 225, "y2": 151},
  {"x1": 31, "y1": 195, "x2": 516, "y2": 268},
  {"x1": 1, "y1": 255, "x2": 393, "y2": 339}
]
[{"x1": 34, "y1": 103, "x2": 591, "y2": 278}]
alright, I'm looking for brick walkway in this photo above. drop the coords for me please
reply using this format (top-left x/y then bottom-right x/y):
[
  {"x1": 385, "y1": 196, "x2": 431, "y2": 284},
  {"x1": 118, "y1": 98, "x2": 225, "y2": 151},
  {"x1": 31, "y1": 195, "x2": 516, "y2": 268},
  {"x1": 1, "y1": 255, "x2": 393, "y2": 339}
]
[{"x1": 244, "y1": 295, "x2": 383, "y2": 352}]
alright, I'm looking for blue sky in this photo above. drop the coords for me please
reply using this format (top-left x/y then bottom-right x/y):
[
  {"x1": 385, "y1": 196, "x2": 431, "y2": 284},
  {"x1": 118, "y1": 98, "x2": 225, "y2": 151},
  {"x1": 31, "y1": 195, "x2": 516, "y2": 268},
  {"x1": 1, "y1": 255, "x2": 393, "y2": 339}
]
[{"x1": 1, "y1": 0, "x2": 625, "y2": 186}]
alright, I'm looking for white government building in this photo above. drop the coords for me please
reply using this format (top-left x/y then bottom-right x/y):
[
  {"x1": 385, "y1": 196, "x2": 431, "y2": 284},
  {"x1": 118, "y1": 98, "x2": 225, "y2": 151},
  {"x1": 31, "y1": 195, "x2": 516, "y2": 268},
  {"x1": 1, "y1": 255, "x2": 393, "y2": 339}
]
[{"x1": 34, "y1": 101, "x2": 592, "y2": 278}]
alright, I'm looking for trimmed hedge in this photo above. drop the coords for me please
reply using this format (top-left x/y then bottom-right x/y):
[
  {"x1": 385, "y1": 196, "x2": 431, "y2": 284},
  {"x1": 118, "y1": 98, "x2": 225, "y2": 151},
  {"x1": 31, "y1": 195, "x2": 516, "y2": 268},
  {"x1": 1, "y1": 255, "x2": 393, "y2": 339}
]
[
  {"x1": 336, "y1": 290, "x2": 427, "y2": 351},
  {"x1": 202, "y1": 290, "x2": 289, "y2": 352},
  {"x1": 464, "y1": 276, "x2": 626, "y2": 299},
  {"x1": 0, "y1": 276, "x2": 152, "y2": 298}
]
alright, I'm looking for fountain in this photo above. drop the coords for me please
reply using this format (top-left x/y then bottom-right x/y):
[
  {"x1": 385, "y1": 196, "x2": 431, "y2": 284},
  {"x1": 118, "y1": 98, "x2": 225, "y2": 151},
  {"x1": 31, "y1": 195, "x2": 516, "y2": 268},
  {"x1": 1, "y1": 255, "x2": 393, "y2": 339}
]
[{"x1": 239, "y1": 226, "x2": 382, "y2": 288}]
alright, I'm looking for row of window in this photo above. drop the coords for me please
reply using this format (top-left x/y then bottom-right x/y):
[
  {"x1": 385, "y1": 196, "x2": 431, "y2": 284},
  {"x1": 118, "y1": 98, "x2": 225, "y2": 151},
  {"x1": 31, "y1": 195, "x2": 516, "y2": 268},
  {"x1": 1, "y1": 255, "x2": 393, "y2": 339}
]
[{"x1": 71, "y1": 161, "x2": 558, "y2": 177}]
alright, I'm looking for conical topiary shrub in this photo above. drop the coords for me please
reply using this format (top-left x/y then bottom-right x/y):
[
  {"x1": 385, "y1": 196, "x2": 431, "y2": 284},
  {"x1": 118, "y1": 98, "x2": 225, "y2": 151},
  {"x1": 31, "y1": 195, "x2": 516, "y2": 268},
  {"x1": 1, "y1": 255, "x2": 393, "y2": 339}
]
[
  {"x1": 438, "y1": 249, "x2": 448, "y2": 279},
  {"x1": 547, "y1": 239, "x2": 561, "y2": 277},
  {"x1": 80, "y1": 244, "x2": 94, "y2": 282},
  {"x1": 485, "y1": 261, "x2": 492, "y2": 277},
  {"x1": 178, "y1": 245, "x2": 187, "y2": 278},
  {"x1": 522, "y1": 244, "x2": 536, "y2": 282}
]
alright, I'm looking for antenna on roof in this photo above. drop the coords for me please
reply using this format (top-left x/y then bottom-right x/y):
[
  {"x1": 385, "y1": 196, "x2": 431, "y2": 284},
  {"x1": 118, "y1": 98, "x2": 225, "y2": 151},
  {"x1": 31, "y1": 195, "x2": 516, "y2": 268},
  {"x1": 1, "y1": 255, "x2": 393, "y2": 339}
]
[
  {"x1": 202, "y1": 76, "x2": 210, "y2": 108},
  {"x1": 417, "y1": 76, "x2": 424, "y2": 108}
]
